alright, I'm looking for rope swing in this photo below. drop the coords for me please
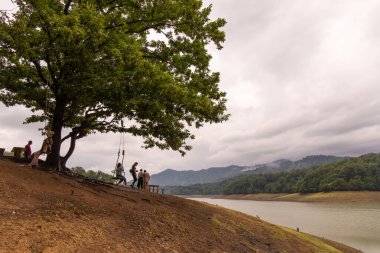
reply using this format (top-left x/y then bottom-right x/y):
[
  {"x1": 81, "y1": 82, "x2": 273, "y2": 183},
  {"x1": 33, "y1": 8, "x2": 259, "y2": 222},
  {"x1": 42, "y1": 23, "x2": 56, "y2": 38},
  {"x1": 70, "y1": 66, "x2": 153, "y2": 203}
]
[
  {"x1": 27, "y1": 88, "x2": 55, "y2": 167},
  {"x1": 113, "y1": 120, "x2": 125, "y2": 176},
  {"x1": 44, "y1": 88, "x2": 51, "y2": 134}
]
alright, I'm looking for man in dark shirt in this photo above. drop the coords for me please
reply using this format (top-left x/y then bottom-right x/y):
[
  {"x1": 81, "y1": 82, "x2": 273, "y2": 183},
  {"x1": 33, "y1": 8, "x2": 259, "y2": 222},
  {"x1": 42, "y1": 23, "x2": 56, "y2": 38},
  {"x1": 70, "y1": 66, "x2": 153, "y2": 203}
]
[
  {"x1": 24, "y1": 140, "x2": 32, "y2": 161},
  {"x1": 137, "y1": 169, "x2": 144, "y2": 190}
]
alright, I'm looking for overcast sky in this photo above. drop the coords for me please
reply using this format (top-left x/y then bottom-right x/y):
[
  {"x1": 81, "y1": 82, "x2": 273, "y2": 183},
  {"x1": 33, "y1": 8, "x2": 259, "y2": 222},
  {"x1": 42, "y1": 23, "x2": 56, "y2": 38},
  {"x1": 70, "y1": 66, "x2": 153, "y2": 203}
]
[{"x1": 1, "y1": 0, "x2": 380, "y2": 174}]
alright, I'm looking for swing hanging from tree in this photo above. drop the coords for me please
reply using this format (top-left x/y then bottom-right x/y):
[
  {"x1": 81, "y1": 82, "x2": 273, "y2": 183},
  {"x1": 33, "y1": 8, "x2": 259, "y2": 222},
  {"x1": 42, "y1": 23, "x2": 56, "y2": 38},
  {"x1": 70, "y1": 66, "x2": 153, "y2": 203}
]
[
  {"x1": 40, "y1": 88, "x2": 54, "y2": 154},
  {"x1": 27, "y1": 88, "x2": 55, "y2": 168},
  {"x1": 112, "y1": 120, "x2": 125, "y2": 178}
]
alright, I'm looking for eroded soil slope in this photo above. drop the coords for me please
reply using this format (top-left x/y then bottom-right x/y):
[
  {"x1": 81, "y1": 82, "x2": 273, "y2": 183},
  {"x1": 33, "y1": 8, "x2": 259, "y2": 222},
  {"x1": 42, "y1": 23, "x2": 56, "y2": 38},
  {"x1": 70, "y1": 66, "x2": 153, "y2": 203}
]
[{"x1": 0, "y1": 159, "x2": 360, "y2": 253}]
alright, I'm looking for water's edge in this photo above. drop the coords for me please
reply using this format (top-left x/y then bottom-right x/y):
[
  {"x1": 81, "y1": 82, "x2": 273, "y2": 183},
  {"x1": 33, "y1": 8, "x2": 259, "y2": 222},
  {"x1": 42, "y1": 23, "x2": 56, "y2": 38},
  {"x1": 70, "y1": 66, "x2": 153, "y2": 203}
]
[{"x1": 189, "y1": 197, "x2": 380, "y2": 253}]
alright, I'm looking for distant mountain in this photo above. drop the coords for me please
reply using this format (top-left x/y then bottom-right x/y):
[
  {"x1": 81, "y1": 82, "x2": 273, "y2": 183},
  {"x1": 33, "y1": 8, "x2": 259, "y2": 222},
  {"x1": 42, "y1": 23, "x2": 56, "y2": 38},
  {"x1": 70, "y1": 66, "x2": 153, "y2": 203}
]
[
  {"x1": 150, "y1": 165, "x2": 249, "y2": 186},
  {"x1": 246, "y1": 155, "x2": 349, "y2": 175},
  {"x1": 224, "y1": 153, "x2": 380, "y2": 194},
  {"x1": 151, "y1": 155, "x2": 349, "y2": 186},
  {"x1": 169, "y1": 153, "x2": 379, "y2": 195}
]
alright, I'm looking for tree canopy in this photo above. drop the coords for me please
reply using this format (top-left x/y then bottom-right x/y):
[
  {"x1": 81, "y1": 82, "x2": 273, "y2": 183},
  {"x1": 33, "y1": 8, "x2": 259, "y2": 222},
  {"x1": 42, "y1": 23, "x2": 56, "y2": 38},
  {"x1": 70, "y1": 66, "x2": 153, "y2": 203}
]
[{"x1": 0, "y1": 0, "x2": 228, "y2": 169}]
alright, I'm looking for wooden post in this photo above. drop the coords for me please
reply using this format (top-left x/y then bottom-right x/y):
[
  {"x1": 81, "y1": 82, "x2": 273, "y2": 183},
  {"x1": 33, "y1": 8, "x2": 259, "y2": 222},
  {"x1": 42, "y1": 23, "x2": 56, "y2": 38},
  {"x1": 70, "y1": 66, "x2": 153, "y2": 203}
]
[
  {"x1": 0, "y1": 148, "x2": 4, "y2": 157},
  {"x1": 148, "y1": 185, "x2": 160, "y2": 193},
  {"x1": 161, "y1": 189, "x2": 165, "y2": 195}
]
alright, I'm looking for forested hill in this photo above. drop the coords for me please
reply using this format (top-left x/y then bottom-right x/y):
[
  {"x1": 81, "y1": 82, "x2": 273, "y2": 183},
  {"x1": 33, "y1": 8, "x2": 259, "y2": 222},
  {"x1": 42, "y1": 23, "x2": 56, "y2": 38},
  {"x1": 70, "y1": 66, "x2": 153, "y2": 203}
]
[
  {"x1": 169, "y1": 153, "x2": 380, "y2": 195},
  {"x1": 151, "y1": 155, "x2": 348, "y2": 186},
  {"x1": 150, "y1": 165, "x2": 248, "y2": 186}
]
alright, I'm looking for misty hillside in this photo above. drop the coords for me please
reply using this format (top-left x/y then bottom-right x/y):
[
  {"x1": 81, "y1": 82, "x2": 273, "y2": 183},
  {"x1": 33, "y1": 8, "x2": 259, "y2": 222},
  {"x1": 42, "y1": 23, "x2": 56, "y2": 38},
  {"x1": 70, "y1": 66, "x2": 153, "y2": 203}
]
[
  {"x1": 150, "y1": 155, "x2": 349, "y2": 186},
  {"x1": 169, "y1": 153, "x2": 380, "y2": 195},
  {"x1": 150, "y1": 165, "x2": 248, "y2": 186}
]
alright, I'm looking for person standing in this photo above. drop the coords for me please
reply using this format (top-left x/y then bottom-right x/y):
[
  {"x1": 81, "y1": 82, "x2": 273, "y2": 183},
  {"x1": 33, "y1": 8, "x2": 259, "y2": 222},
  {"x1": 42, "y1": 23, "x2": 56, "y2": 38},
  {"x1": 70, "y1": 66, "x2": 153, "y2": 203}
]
[
  {"x1": 24, "y1": 140, "x2": 33, "y2": 161},
  {"x1": 130, "y1": 162, "x2": 138, "y2": 188},
  {"x1": 28, "y1": 131, "x2": 54, "y2": 167},
  {"x1": 143, "y1": 170, "x2": 150, "y2": 191},
  {"x1": 137, "y1": 169, "x2": 144, "y2": 190}
]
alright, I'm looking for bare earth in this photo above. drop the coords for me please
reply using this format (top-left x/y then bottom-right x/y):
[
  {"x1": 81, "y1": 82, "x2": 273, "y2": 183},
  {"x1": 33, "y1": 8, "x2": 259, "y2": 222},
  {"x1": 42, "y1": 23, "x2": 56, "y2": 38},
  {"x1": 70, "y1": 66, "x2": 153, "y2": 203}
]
[{"x1": 0, "y1": 159, "x2": 361, "y2": 253}]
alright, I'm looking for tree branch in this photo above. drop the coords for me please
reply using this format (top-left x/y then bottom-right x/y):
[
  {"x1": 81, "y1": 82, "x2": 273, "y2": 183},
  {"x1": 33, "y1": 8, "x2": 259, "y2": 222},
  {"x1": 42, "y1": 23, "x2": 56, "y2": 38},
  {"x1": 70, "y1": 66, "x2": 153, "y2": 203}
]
[
  {"x1": 61, "y1": 132, "x2": 77, "y2": 167},
  {"x1": 31, "y1": 61, "x2": 49, "y2": 85},
  {"x1": 61, "y1": 132, "x2": 73, "y2": 143}
]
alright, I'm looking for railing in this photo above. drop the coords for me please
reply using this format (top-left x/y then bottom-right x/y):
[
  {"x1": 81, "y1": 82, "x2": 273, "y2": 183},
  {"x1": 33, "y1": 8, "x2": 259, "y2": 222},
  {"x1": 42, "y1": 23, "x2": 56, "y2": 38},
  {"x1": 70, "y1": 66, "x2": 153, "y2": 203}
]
[{"x1": 149, "y1": 184, "x2": 165, "y2": 194}]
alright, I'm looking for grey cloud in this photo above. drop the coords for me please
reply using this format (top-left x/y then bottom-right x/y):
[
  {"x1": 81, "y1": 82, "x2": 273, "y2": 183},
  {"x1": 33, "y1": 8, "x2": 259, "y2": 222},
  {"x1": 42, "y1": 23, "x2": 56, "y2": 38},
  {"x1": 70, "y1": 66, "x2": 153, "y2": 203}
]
[
  {"x1": 2, "y1": 0, "x2": 380, "y2": 173},
  {"x1": 0, "y1": 106, "x2": 31, "y2": 127},
  {"x1": 303, "y1": 96, "x2": 380, "y2": 138}
]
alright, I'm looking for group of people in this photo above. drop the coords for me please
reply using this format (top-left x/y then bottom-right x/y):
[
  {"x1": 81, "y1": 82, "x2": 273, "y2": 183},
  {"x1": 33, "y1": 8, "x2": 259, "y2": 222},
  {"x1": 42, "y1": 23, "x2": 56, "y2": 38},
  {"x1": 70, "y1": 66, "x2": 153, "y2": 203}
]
[
  {"x1": 113, "y1": 161, "x2": 151, "y2": 191},
  {"x1": 23, "y1": 132, "x2": 152, "y2": 191},
  {"x1": 23, "y1": 130, "x2": 54, "y2": 167}
]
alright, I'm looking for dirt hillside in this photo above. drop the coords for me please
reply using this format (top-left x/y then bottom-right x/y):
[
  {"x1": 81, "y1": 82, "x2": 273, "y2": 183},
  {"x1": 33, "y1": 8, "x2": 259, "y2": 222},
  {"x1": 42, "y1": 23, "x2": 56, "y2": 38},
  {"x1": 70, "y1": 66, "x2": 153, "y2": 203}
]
[{"x1": 0, "y1": 159, "x2": 361, "y2": 253}]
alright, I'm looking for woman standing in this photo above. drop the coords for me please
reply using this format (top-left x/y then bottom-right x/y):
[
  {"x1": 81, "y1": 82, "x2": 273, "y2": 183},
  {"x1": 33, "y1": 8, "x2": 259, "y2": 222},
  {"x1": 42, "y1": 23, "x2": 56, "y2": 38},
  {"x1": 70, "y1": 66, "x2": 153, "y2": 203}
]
[
  {"x1": 130, "y1": 162, "x2": 138, "y2": 188},
  {"x1": 143, "y1": 170, "x2": 150, "y2": 191}
]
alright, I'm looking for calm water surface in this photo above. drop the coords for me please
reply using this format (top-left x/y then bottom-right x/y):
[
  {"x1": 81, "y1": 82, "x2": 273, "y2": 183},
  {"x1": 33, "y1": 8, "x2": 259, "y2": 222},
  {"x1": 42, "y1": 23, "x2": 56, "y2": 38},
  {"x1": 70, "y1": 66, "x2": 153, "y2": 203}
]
[{"x1": 189, "y1": 198, "x2": 380, "y2": 253}]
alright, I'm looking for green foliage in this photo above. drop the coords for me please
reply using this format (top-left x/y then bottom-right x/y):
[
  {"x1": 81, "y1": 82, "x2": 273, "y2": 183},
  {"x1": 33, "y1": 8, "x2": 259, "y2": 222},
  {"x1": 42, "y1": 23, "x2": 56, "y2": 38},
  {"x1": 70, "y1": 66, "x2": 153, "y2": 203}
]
[
  {"x1": 71, "y1": 166, "x2": 86, "y2": 175},
  {"x1": 70, "y1": 166, "x2": 114, "y2": 183},
  {"x1": 170, "y1": 153, "x2": 380, "y2": 195},
  {"x1": 168, "y1": 182, "x2": 224, "y2": 195},
  {"x1": 0, "y1": 0, "x2": 228, "y2": 167}
]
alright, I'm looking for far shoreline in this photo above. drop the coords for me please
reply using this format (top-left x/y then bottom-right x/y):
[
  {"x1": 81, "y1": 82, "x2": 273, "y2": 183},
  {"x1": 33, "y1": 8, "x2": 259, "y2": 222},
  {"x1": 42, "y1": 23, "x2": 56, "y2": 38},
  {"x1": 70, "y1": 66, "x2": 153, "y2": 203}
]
[{"x1": 205, "y1": 191, "x2": 380, "y2": 202}]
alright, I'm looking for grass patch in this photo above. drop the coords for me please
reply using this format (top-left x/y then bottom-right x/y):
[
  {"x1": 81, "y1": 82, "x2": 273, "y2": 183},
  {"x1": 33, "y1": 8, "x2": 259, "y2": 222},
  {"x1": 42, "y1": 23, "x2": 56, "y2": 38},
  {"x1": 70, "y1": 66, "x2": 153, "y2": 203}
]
[{"x1": 281, "y1": 227, "x2": 342, "y2": 253}]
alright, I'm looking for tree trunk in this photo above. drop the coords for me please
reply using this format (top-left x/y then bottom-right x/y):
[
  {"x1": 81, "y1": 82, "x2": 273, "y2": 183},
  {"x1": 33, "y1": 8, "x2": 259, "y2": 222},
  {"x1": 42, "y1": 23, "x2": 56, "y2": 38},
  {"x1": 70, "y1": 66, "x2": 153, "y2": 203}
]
[
  {"x1": 60, "y1": 133, "x2": 77, "y2": 169},
  {"x1": 46, "y1": 97, "x2": 66, "y2": 170}
]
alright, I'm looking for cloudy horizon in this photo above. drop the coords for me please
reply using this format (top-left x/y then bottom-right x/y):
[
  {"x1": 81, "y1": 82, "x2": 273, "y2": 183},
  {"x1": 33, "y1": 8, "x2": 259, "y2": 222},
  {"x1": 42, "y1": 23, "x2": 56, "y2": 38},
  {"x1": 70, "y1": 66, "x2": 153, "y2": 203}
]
[{"x1": 1, "y1": 0, "x2": 380, "y2": 174}]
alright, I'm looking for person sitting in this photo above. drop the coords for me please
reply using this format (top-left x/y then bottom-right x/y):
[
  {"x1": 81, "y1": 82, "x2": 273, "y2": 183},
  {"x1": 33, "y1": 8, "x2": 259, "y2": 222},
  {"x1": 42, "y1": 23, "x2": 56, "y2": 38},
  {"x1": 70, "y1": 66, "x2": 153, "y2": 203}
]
[
  {"x1": 113, "y1": 163, "x2": 127, "y2": 186},
  {"x1": 24, "y1": 140, "x2": 33, "y2": 161},
  {"x1": 28, "y1": 131, "x2": 54, "y2": 167}
]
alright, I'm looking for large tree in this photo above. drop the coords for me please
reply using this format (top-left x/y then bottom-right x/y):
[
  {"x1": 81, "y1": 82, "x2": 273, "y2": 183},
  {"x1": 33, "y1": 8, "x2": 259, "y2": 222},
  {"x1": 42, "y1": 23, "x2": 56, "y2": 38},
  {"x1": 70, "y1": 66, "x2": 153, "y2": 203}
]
[{"x1": 0, "y1": 0, "x2": 228, "y2": 169}]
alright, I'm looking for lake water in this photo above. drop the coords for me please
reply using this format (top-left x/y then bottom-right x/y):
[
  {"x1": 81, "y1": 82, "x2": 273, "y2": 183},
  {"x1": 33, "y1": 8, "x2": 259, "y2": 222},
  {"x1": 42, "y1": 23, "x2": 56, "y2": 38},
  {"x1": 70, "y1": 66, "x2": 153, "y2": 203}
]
[{"x1": 189, "y1": 198, "x2": 380, "y2": 253}]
